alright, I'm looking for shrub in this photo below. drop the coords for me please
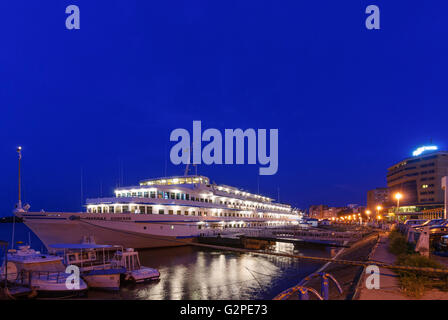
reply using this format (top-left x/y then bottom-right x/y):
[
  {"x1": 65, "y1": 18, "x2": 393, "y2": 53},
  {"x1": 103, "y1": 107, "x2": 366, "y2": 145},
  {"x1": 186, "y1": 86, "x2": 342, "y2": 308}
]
[
  {"x1": 388, "y1": 230, "x2": 413, "y2": 256},
  {"x1": 393, "y1": 241, "x2": 448, "y2": 297},
  {"x1": 387, "y1": 230, "x2": 448, "y2": 297}
]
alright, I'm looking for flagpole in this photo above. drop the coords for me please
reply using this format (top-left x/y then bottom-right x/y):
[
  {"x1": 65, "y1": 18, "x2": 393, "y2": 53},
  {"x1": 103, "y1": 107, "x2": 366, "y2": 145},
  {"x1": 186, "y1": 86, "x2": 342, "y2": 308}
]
[
  {"x1": 13, "y1": 146, "x2": 22, "y2": 250},
  {"x1": 17, "y1": 146, "x2": 22, "y2": 209}
]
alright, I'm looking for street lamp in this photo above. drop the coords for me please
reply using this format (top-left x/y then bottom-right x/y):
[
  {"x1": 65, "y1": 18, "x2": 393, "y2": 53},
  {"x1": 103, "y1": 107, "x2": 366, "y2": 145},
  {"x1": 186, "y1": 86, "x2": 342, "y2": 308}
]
[
  {"x1": 365, "y1": 209, "x2": 371, "y2": 218},
  {"x1": 394, "y1": 192, "x2": 403, "y2": 212},
  {"x1": 376, "y1": 205, "x2": 382, "y2": 221},
  {"x1": 394, "y1": 192, "x2": 403, "y2": 222}
]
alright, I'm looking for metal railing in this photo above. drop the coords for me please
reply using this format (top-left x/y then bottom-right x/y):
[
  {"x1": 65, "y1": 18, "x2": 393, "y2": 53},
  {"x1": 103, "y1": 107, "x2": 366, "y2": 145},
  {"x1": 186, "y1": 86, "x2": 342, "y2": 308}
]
[{"x1": 2, "y1": 270, "x2": 68, "y2": 286}]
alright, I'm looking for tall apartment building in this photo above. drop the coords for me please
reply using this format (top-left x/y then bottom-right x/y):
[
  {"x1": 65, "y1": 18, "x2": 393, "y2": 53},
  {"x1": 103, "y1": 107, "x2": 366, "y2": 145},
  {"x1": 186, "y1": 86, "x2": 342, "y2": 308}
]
[
  {"x1": 367, "y1": 187, "x2": 389, "y2": 210},
  {"x1": 387, "y1": 148, "x2": 448, "y2": 206}
]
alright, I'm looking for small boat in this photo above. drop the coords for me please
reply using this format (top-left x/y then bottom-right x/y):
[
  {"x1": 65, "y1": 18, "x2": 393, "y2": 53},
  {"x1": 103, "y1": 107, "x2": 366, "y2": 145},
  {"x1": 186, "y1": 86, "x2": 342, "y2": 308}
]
[
  {"x1": 1, "y1": 245, "x2": 88, "y2": 298},
  {"x1": 111, "y1": 248, "x2": 160, "y2": 283},
  {"x1": 0, "y1": 240, "x2": 33, "y2": 300},
  {"x1": 49, "y1": 243, "x2": 126, "y2": 291}
]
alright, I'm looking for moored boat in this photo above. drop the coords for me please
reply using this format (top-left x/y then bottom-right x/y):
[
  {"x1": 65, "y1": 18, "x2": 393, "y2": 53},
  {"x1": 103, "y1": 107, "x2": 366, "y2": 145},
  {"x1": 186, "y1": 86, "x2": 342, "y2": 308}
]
[
  {"x1": 1, "y1": 245, "x2": 88, "y2": 298},
  {"x1": 111, "y1": 248, "x2": 160, "y2": 283},
  {"x1": 49, "y1": 243, "x2": 126, "y2": 291}
]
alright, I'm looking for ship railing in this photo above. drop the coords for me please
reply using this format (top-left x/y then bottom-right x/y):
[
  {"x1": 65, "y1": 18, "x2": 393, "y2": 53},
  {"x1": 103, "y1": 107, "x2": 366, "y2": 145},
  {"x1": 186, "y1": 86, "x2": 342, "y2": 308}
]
[
  {"x1": 76, "y1": 261, "x2": 113, "y2": 271},
  {"x1": 21, "y1": 270, "x2": 68, "y2": 285},
  {"x1": 2, "y1": 270, "x2": 69, "y2": 286}
]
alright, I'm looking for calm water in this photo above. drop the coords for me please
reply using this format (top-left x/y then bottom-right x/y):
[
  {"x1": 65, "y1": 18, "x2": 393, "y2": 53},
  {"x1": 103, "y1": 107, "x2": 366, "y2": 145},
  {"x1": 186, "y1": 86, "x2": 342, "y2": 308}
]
[{"x1": 0, "y1": 223, "x2": 336, "y2": 300}]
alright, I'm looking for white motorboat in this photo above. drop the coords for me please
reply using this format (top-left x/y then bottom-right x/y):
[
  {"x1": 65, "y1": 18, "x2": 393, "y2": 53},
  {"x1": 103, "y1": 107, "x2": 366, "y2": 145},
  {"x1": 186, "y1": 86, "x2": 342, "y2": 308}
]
[
  {"x1": 111, "y1": 248, "x2": 160, "y2": 283},
  {"x1": 1, "y1": 245, "x2": 88, "y2": 297},
  {"x1": 49, "y1": 243, "x2": 126, "y2": 291}
]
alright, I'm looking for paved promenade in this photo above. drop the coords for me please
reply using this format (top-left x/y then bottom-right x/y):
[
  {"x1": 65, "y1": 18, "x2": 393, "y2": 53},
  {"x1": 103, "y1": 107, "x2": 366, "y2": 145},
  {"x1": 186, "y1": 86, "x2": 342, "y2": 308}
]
[{"x1": 357, "y1": 233, "x2": 448, "y2": 300}]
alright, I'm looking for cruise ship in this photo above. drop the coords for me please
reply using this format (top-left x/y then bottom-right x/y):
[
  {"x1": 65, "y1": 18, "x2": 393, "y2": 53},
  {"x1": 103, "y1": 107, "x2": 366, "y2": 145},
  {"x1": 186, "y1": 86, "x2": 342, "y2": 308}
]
[{"x1": 14, "y1": 175, "x2": 302, "y2": 249}]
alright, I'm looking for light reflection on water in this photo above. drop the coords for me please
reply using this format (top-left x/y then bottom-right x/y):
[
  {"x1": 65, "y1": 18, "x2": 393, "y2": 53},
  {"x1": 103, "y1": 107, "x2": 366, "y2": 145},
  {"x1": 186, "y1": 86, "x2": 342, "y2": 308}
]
[
  {"x1": 0, "y1": 223, "x2": 335, "y2": 300},
  {"x1": 90, "y1": 243, "x2": 333, "y2": 300}
]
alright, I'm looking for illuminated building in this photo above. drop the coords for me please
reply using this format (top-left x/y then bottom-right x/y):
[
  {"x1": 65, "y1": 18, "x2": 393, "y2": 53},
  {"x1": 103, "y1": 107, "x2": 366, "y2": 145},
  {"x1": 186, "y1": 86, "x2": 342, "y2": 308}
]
[
  {"x1": 366, "y1": 187, "x2": 389, "y2": 211},
  {"x1": 387, "y1": 146, "x2": 448, "y2": 206}
]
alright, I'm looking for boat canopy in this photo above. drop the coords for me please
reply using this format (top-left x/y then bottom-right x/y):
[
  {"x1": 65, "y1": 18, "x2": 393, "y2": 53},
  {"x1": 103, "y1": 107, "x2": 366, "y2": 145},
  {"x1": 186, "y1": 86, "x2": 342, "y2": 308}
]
[{"x1": 49, "y1": 243, "x2": 114, "y2": 249}]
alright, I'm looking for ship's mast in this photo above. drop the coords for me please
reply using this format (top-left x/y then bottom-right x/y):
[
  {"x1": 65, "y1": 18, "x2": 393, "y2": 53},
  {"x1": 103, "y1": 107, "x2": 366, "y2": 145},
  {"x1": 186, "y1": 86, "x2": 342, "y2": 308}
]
[
  {"x1": 12, "y1": 146, "x2": 22, "y2": 250},
  {"x1": 183, "y1": 145, "x2": 197, "y2": 176},
  {"x1": 17, "y1": 146, "x2": 22, "y2": 209}
]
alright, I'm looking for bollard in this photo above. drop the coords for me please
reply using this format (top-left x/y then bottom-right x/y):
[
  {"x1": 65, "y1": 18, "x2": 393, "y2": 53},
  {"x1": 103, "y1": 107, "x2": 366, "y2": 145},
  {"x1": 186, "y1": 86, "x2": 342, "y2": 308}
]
[{"x1": 416, "y1": 226, "x2": 430, "y2": 257}]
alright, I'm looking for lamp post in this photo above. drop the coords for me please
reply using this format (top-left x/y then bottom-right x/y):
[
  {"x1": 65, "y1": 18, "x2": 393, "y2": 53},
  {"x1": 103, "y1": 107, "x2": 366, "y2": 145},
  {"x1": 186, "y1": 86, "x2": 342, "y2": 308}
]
[
  {"x1": 17, "y1": 146, "x2": 22, "y2": 209},
  {"x1": 394, "y1": 192, "x2": 402, "y2": 211},
  {"x1": 442, "y1": 177, "x2": 447, "y2": 220},
  {"x1": 376, "y1": 205, "x2": 382, "y2": 221},
  {"x1": 394, "y1": 192, "x2": 403, "y2": 222},
  {"x1": 365, "y1": 210, "x2": 371, "y2": 222}
]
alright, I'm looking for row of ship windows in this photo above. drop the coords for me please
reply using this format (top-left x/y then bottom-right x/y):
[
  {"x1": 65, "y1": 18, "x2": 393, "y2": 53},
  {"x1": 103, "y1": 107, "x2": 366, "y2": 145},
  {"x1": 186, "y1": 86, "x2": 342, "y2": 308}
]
[
  {"x1": 116, "y1": 191, "x2": 287, "y2": 211},
  {"x1": 87, "y1": 205, "x2": 285, "y2": 219}
]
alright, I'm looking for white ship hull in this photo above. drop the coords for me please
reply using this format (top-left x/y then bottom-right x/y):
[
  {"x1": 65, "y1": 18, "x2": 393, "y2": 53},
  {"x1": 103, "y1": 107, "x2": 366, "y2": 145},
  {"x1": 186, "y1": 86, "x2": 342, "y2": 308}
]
[
  {"x1": 16, "y1": 212, "x2": 196, "y2": 250},
  {"x1": 16, "y1": 211, "x2": 298, "y2": 250}
]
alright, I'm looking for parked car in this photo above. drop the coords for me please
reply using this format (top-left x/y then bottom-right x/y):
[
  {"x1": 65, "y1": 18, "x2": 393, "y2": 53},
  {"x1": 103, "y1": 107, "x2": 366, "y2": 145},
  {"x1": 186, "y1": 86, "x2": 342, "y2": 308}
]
[
  {"x1": 429, "y1": 224, "x2": 448, "y2": 234},
  {"x1": 404, "y1": 219, "x2": 428, "y2": 227},
  {"x1": 414, "y1": 219, "x2": 446, "y2": 231},
  {"x1": 437, "y1": 235, "x2": 448, "y2": 252},
  {"x1": 428, "y1": 224, "x2": 448, "y2": 245}
]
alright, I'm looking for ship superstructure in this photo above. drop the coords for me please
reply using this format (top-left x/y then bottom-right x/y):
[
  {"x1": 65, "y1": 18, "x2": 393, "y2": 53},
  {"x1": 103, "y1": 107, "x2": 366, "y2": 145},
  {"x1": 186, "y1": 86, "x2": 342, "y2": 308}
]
[{"x1": 16, "y1": 175, "x2": 301, "y2": 249}]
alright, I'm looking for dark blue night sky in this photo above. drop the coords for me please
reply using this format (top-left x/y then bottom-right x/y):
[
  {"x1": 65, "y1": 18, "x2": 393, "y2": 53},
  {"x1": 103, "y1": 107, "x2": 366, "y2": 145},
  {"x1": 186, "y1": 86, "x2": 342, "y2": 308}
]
[{"x1": 1, "y1": 1, "x2": 447, "y2": 216}]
